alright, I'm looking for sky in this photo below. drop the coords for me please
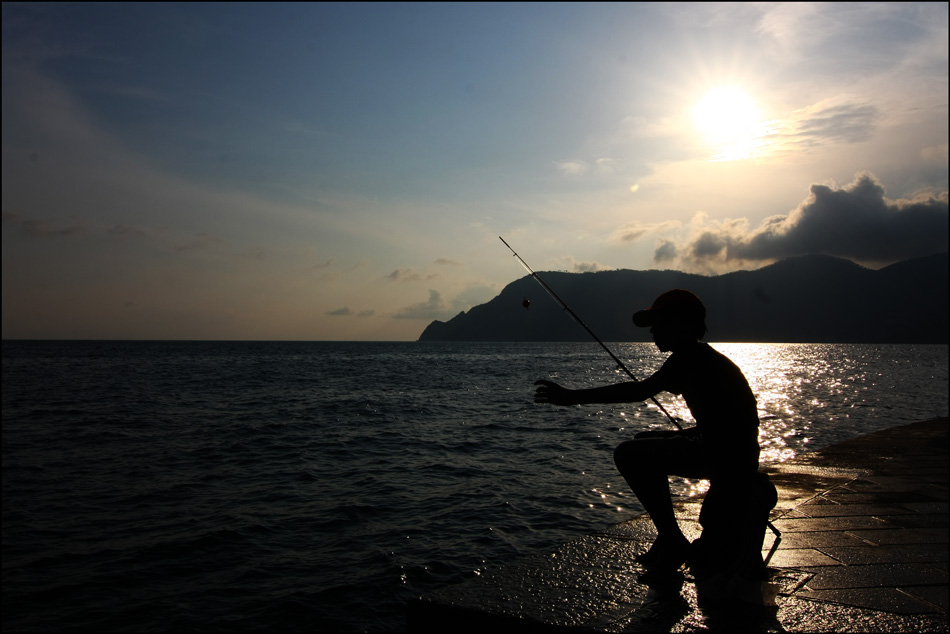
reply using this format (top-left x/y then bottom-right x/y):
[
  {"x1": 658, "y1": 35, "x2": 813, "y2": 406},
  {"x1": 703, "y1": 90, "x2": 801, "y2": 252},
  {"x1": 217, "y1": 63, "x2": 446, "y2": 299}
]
[{"x1": 2, "y1": 2, "x2": 948, "y2": 341}]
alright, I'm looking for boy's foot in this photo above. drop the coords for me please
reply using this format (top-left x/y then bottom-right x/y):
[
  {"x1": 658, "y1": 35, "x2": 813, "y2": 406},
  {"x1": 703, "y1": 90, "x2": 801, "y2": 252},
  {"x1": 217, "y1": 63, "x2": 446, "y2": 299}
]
[
  {"x1": 637, "y1": 566, "x2": 685, "y2": 589},
  {"x1": 636, "y1": 534, "x2": 690, "y2": 570}
]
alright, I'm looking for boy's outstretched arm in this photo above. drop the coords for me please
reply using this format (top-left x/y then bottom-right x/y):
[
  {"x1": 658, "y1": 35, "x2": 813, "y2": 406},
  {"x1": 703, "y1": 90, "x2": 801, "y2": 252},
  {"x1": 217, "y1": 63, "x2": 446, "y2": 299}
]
[{"x1": 534, "y1": 377, "x2": 661, "y2": 406}]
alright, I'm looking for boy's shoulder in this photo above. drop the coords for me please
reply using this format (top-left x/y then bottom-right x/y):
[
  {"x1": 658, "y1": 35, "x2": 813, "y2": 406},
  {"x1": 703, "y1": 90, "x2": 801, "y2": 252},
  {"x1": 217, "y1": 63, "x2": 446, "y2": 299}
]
[{"x1": 669, "y1": 342, "x2": 739, "y2": 372}]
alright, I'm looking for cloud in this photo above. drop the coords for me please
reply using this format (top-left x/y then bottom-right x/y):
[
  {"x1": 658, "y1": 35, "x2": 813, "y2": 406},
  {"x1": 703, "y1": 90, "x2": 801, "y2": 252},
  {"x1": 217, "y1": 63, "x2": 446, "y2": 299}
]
[
  {"x1": 555, "y1": 158, "x2": 620, "y2": 177},
  {"x1": 753, "y1": 3, "x2": 944, "y2": 77},
  {"x1": 702, "y1": 96, "x2": 885, "y2": 164},
  {"x1": 2, "y1": 211, "x2": 86, "y2": 238},
  {"x1": 106, "y1": 224, "x2": 151, "y2": 240},
  {"x1": 569, "y1": 259, "x2": 606, "y2": 273},
  {"x1": 327, "y1": 307, "x2": 375, "y2": 318},
  {"x1": 393, "y1": 289, "x2": 452, "y2": 320},
  {"x1": 388, "y1": 266, "x2": 442, "y2": 282},
  {"x1": 448, "y1": 283, "x2": 497, "y2": 311},
  {"x1": 779, "y1": 99, "x2": 881, "y2": 147},
  {"x1": 174, "y1": 233, "x2": 226, "y2": 253},
  {"x1": 653, "y1": 239, "x2": 678, "y2": 263},
  {"x1": 655, "y1": 173, "x2": 948, "y2": 269},
  {"x1": 922, "y1": 142, "x2": 949, "y2": 164},
  {"x1": 556, "y1": 161, "x2": 588, "y2": 175},
  {"x1": 608, "y1": 220, "x2": 681, "y2": 244},
  {"x1": 388, "y1": 268, "x2": 421, "y2": 282},
  {"x1": 391, "y1": 282, "x2": 496, "y2": 322}
]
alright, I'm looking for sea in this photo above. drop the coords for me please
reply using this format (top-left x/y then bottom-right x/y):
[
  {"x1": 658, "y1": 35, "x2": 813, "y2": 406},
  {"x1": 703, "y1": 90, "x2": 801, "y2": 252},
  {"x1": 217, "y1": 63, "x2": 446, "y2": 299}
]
[{"x1": 2, "y1": 340, "x2": 947, "y2": 632}]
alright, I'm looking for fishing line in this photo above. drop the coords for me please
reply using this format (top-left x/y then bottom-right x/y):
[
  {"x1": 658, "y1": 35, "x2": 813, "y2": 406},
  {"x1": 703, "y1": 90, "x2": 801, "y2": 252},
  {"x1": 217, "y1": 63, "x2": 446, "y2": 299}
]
[{"x1": 500, "y1": 236, "x2": 681, "y2": 429}]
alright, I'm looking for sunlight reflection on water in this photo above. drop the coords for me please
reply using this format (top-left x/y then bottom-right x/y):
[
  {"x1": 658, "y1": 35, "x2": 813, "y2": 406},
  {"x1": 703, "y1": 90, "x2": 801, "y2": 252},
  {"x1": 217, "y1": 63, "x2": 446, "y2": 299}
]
[
  {"x1": 601, "y1": 342, "x2": 948, "y2": 502},
  {"x1": 687, "y1": 343, "x2": 943, "y2": 466}
]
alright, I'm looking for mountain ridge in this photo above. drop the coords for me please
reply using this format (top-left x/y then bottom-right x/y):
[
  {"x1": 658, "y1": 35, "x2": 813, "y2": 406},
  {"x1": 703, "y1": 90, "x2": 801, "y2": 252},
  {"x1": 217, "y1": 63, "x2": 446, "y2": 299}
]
[{"x1": 418, "y1": 252, "x2": 949, "y2": 343}]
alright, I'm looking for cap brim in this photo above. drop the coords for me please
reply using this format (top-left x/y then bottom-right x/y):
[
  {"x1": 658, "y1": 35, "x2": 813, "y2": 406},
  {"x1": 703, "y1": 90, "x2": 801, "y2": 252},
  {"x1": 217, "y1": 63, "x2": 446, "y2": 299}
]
[{"x1": 632, "y1": 309, "x2": 653, "y2": 328}]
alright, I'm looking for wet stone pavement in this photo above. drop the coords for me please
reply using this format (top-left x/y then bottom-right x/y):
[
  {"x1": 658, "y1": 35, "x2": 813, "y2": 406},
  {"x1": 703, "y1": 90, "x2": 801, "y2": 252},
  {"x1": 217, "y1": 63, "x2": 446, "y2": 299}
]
[{"x1": 407, "y1": 418, "x2": 948, "y2": 633}]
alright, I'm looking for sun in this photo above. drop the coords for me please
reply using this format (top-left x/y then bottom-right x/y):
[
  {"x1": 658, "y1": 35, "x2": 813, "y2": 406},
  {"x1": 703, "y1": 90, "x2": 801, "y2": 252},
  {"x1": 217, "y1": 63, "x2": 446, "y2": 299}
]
[{"x1": 691, "y1": 86, "x2": 766, "y2": 161}]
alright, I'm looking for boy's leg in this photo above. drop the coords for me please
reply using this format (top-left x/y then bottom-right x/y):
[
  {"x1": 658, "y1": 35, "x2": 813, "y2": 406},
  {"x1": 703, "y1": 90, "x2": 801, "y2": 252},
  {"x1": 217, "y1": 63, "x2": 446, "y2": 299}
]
[{"x1": 614, "y1": 431, "x2": 710, "y2": 565}]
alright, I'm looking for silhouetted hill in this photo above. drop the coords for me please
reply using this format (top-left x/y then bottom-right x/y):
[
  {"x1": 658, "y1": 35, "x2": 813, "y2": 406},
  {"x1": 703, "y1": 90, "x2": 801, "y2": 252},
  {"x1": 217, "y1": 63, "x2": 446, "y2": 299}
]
[{"x1": 418, "y1": 252, "x2": 948, "y2": 343}]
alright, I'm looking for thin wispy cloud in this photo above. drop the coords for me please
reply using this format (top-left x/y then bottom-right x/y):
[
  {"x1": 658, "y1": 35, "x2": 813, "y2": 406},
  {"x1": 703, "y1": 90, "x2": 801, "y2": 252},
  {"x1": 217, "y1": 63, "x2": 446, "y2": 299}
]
[
  {"x1": 174, "y1": 233, "x2": 226, "y2": 254},
  {"x1": 609, "y1": 220, "x2": 682, "y2": 244},
  {"x1": 556, "y1": 161, "x2": 588, "y2": 176},
  {"x1": 106, "y1": 224, "x2": 151, "y2": 240},
  {"x1": 761, "y1": 99, "x2": 883, "y2": 157},
  {"x1": 327, "y1": 307, "x2": 375, "y2": 318},
  {"x1": 3, "y1": 212, "x2": 86, "y2": 238},
  {"x1": 388, "y1": 269, "x2": 421, "y2": 283}
]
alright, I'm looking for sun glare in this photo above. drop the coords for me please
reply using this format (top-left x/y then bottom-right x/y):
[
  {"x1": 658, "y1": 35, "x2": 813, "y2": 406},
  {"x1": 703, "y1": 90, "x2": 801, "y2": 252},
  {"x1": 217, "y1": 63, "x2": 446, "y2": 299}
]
[{"x1": 692, "y1": 86, "x2": 766, "y2": 161}]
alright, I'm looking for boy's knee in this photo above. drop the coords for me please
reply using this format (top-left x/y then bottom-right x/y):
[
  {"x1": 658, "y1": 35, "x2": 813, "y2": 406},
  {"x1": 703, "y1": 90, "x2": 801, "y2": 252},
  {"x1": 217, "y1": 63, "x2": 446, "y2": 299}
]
[
  {"x1": 613, "y1": 441, "x2": 628, "y2": 465},
  {"x1": 614, "y1": 439, "x2": 651, "y2": 473},
  {"x1": 614, "y1": 440, "x2": 637, "y2": 469}
]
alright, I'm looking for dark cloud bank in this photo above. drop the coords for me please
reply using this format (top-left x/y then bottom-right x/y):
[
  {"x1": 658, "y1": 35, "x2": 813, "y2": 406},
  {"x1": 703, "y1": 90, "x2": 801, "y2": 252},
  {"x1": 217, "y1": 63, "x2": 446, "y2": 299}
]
[{"x1": 661, "y1": 173, "x2": 948, "y2": 268}]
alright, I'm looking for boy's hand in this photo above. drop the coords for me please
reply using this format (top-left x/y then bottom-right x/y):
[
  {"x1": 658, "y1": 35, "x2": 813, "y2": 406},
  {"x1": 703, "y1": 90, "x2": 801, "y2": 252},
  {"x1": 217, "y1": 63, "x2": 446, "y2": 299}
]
[{"x1": 534, "y1": 379, "x2": 575, "y2": 406}]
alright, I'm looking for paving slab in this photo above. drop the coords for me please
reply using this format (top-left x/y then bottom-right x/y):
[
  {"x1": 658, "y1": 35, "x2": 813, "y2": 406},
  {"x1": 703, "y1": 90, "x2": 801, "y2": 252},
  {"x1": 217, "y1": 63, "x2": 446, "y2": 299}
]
[
  {"x1": 820, "y1": 543, "x2": 950, "y2": 565},
  {"x1": 823, "y1": 490, "x2": 947, "y2": 504},
  {"x1": 900, "y1": 502, "x2": 950, "y2": 514},
  {"x1": 771, "y1": 515, "x2": 893, "y2": 532},
  {"x1": 905, "y1": 585, "x2": 950, "y2": 612},
  {"x1": 407, "y1": 417, "x2": 949, "y2": 633},
  {"x1": 793, "y1": 587, "x2": 940, "y2": 615},
  {"x1": 800, "y1": 562, "x2": 948, "y2": 590},
  {"x1": 847, "y1": 527, "x2": 948, "y2": 545},
  {"x1": 761, "y1": 548, "x2": 842, "y2": 567},
  {"x1": 795, "y1": 502, "x2": 915, "y2": 516},
  {"x1": 767, "y1": 531, "x2": 873, "y2": 549}
]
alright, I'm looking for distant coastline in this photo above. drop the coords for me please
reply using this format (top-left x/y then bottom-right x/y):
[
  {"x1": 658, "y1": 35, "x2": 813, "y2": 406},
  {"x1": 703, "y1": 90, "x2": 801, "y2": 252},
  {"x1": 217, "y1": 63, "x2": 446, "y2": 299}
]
[{"x1": 419, "y1": 252, "x2": 949, "y2": 344}]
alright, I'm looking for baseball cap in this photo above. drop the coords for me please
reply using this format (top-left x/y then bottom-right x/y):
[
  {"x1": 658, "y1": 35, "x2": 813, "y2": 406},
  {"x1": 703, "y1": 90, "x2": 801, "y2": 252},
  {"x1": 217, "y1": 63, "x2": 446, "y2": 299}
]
[{"x1": 633, "y1": 289, "x2": 706, "y2": 328}]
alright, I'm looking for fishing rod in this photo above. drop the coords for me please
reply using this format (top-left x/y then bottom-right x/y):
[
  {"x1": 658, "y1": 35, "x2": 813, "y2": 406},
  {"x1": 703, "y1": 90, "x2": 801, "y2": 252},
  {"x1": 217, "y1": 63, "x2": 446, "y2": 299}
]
[{"x1": 500, "y1": 236, "x2": 681, "y2": 429}]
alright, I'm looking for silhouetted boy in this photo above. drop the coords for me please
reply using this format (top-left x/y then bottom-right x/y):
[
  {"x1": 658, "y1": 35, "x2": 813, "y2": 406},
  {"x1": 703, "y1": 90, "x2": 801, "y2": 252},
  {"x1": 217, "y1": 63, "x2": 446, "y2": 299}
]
[{"x1": 534, "y1": 289, "x2": 762, "y2": 576}]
